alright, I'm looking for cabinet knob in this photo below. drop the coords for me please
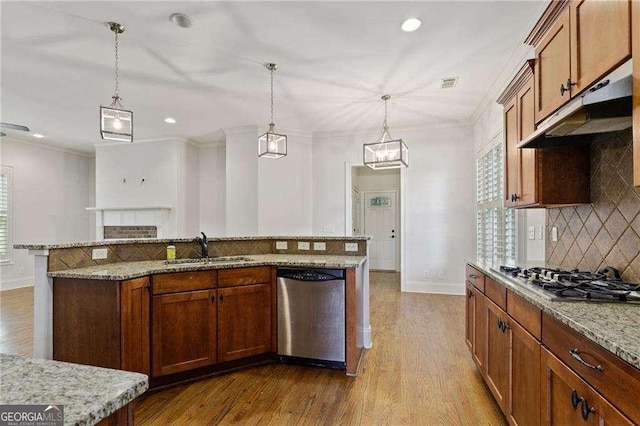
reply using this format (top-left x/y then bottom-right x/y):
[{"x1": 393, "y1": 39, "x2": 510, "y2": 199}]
[
  {"x1": 571, "y1": 389, "x2": 580, "y2": 409},
  {"x1": 560, "y1": 78, "x2": 576, "y2": 96},
  {"x1": 467, "y1": 290, "x2": 474, "y2": 298},
  {"x1": 580, "y1": 398, "x2": 596, "y2": 420},
  {"x1": 219, "y1": 294, "x2": 224, "y2": 302}
]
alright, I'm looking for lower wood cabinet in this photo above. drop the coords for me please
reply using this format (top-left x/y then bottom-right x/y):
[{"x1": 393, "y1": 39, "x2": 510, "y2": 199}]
[
  {"x1": 152, "y1": 289, "x2": 217, "y2": 377},
  {"x1": 484, "y1": 299, "x2": 510, "y2": 411},
  {"x1": 120, "y1": 277, "x2": 151, "y2": 375},
  {"x1": 508, "y1": 318, "x2": 541, "y2": 426},
  {"x1": 217, "y1": 283, "x2": 272, "y2": 362},
  {"x1": 465, "y1": 278, "x2": 487, "y2": 373}
]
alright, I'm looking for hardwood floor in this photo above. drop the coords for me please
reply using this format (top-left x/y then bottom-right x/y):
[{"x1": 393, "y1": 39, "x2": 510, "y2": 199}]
[
  {"x1": 0, "y1": 286, "x2": 33, "y2": 357},
  {"x1": 0, "y1": 274, "x2": 505, "y2": 425}
]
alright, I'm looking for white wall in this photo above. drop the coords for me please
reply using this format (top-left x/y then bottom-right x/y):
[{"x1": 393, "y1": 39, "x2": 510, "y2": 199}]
[
  {"x1": 225, "y1": 127, "x2": 259, "y2": 236},
  {"x1": 177, "y1": 141, "x2": 199, "y2": 237},
  {"x1": 0, "y1": 137, "x2": 94, "y2": 290},
  {"x1": 258, "y1": 131, "x2": 313, "y2": 235},
  {"x1": 355, "y1": 167, "x2": 400, "y2": 192},
  {"x1": 313, "y1": 125, "x2": 476, "y2": 294},
  {"x1": 199, "y1": 144, "x2": 226, "y2": 237}
]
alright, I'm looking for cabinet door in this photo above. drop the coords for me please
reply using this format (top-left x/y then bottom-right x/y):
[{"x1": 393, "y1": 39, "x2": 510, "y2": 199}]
[
  {"x1": 504, "y1": 97, "x2": 520, "y2": 207},
  {"x1": 152, "y1": 289, "x2": 216, "y2": 377},
  {"x1": 507, "y1": 319, "x2": 541, "y2": 426},
  {"x1": 570, "y1": 0, "x2": 631, "y2": 94},
  {"x1": 217, "y1": 283, "x2": 272, "y2": 362},
  {"x1": 517, "y1": 77, "x2": 537, "y2": 206},
  {"x1": 535, "y1": 7, "x2": 571, "y2": 123},
  {"x1": 485, "y1": 299, "x2": 510, "y2": 411},
  {"x1": 541, "y1": 348, "x2": 599, "y2": 425},
  {"x1": 121, "y1": 277, "x2": 150, "y2": 375},
  {"x1": 472, "y1": 290, "x2": 486, "y2": 374},
  {"x1": 465, "y1": 282, "x2": 475, "y2": 351}
]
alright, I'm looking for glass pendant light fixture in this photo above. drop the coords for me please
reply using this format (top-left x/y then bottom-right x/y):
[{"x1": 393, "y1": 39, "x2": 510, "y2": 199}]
[
  {"x1": 100, "y1": 22, "x2": 133, "y2": 142},
  {"x1": 363, "y1": 95, "x2": 408, "y2": 170},
  {"x1": 258, "y1": 63, "x2": 287, "y2": 159}
]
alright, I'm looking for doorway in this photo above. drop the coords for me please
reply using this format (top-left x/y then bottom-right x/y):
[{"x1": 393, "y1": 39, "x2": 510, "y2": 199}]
[{"x1": 348, "y1": 165, "x2": 401, "y2": 273}]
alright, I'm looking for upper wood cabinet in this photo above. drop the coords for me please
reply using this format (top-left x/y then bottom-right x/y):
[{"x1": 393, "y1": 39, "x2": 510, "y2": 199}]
[
  {"x1": 530, "y1": 0, "x2": 631, "y2": 123},
  {"x1": 633, "y1": 0, "x2": 640, "y2": 187}
]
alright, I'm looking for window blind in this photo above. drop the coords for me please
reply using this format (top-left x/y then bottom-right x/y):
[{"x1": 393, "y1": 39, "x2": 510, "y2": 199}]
[
  {"x1": 0, "y1": 166, "x2": 12, "y2": 262},
  {"x1": 476, "y1": 140, "x2": 517, "y2": 263}
]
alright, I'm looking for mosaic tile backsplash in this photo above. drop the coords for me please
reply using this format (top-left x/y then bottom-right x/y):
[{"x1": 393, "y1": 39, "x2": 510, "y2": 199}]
[{"x1": 546, "y1": 129, "x2": 640, "y2": 282}]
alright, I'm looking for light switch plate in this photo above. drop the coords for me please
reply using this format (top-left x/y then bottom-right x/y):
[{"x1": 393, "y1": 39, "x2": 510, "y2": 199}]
[
  {"x1": 536, "y1": 225, "x2": 543, "y2": 240},
  {"x1": 552, "y1": 227, "x2": 558, "y2": 242},
  {"x1": 313, "y1": 242, "x2": 326, "y2": 251},
  {"x1": 322, "y1": 225, "x2": 336, "y2": 233},
  {"x1": 276, "y1": 241, "x2": 288, "y2": 250},
  {"x1": 298, "y1": 242, "x2": 310, "y2": 250},
  {"x1": 345, "y1": 243, "x2": 358, "y2": 252},
  {"x1": 92, "y1": 248, "x2": 108, "y2": 260},
  {"x1": 528, "y1": 226, "x2": 535, "y2": 240}
]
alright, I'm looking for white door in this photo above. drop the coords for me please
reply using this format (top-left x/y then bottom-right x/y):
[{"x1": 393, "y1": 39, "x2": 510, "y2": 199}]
[
  {"x1": 352, "y1": 187, "x2": 361, "y2": 235},
  {"x1": 364, "y1": 192, "x2": 397, "y2": 270}
]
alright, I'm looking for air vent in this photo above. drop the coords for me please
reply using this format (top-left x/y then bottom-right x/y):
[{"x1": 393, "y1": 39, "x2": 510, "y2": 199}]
[{"x1": 440, "y1": 77, "x2": 458, "y2": 89}]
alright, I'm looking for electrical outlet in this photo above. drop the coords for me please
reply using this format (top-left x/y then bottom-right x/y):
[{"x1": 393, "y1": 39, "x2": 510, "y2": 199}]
[
  {"x1": 423, "y1": 270, "x2": 430, "y2": 278},
  {"x1": 345, "y1": 243, "x2": 358, "y2": 252},
  {"x1": 298, "y1": 242, "x2": 310, "y2": 250},
  {"x1": 92, "y1": 248, "x2": 108, "y2": 260},
  {"x1": 322, "y1": 225, "x2": 336, "y2": 233},
  {"x1": 313, "y1": 242, "x2": 326, "y2": 251},
  {"x1": 528, "y1": 226, "x2": 535, "y2": 240},
  {"x1": 552, "y1": 227, "x2": 558, "y2": 242},
  {"x1": 536, "y1": 225, "x2": 543, "y2": 240},
  {"x1": 438, "y1": 271, "x2": 445, "y2": 280},
  {"x1": 276, "y1": 241, "x2": 288, "y2": 250}
]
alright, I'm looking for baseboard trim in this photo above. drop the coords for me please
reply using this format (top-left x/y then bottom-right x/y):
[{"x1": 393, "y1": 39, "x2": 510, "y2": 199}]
[
  {"x1": 358, "y1": 325, "x2": 372, "y2": 349},
  {"x1": 404, "y1": 281, "x2": 464, "y2": 295},
  {"x1": 0, "y1": 277, "x2": 34, "y2": 291}
]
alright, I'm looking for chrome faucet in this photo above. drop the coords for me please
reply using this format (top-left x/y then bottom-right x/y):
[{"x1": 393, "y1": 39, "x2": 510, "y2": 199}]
[{"x1": 195, "y1": 232, "x2": 208, "y2": 258}]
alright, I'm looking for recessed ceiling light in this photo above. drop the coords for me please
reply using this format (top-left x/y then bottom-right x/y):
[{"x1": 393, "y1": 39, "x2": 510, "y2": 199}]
[
  {"x1": 33, "y1": 133, "x2": 44, "y2": 138},
  {"x1": 164, "y1": 117, "x2": 177, "y2": 124},
  {"x1": 169, "y1": 13, "x2": 192, "y2": 28},
  {"x1": 401, "y1": 17, "x2": 422, "y2": 32}
]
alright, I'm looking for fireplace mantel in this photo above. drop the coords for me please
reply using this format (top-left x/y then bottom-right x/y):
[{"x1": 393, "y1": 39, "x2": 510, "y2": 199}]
[{"x1": 87, "y1": 206, "x2": 173, "y2": 240}]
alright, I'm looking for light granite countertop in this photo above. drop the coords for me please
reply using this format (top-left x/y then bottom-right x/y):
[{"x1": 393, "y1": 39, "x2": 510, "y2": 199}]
[
  {"x1": 15, "y1": 235, "x2": 371, "y2": 250},
  {"x1": 467, "y1": 259, "x2": 640, "y2": 370},
  {"x1": 0, "y1": 353, "x2": 148, "y2": 426},
  {"x1": 48, "y1": 254, "x2": 368, "y2": 280}
]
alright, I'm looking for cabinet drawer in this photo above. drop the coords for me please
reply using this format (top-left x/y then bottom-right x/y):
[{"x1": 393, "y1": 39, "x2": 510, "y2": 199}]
[
  {"x1": 465, "y1": 264, "x2": 485, "y2": 292},
  {"x1": 218, "y1": 266, "x2": 272, "y2": 288},
  {"x1": 152, "y1": 271, "x2": 217, "y2": 295},
  {"x1": 542, "y1": 313, "x2": 640, "y2": 423},
  {"x1": 507, "y1": 291, "x2": 541, "y2": 340},
  {"x1": 485, "y1": 277, "x2": 506, "y2": 310}
]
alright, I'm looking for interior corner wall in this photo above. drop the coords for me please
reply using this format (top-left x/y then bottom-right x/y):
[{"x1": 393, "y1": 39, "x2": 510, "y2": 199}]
[
  {"x1": 0, "y1": 138, "x2": 93, "y2": 290},
  {"x1": 177, "y1": 141, "x2": 200, "y2": 237},
  {"x1": 199, "y1": 145, "x2": 226, "y2": 237},
  {"x1": 258, "y1": 132, "x2": 313, "y2": 235},
  {"x1": 225, "y1": 128, "x2": 259, "y2": 236},
  {"x1": 312, "y1": 125, "x2": 476, "y2": 294}
]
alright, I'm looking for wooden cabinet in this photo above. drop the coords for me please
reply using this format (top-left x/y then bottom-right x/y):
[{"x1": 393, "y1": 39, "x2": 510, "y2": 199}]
[
  {"x1": 508, "y1": 318, "x2": 541, "y2": 426},
  {"x1": 499, "y1": 62, "x2": 591, "y2": 208},
  {"x1": 634, "y1": 0, "x2": 640, "y2": 187},
  {"x1": 151, "y1": 271, "x2": 217, "y2": 377},
  {"x1": 465, "y1": 281, "x2": 486, "y2": 373},
  {"x1": 217, "y1": 267, "x2": 274, "y2": 363},
  {"x1": 532, "y1": 0, "x2": 631, "y2": 123},
  {"x1": 484, "y1": 299, "x2": 510, "y2": 411},
  {"x1": 541, "y1": 348, "x2": 633, "y2": 425},
  {"x1": 53, "y1": 277, "x2": 150, "y2": 375}
]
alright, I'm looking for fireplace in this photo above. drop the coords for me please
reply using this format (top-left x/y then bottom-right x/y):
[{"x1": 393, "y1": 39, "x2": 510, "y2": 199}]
[{"x1": 87, "y1": 207, "x2": 172, "y2": 240}]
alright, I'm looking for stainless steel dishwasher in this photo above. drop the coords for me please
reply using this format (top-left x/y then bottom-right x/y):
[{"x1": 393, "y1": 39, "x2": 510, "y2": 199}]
[{"x1": 277, "y1": 268, "x2": 346, "y2": 366}]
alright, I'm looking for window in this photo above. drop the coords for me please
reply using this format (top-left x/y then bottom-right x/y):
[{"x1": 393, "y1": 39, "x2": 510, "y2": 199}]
[
  {"x1": 476, "y1": 138, "x2": 517, "y2": 264},
  {"x1": 0, "y1": 166, "x2": 13, "y2": 263}
]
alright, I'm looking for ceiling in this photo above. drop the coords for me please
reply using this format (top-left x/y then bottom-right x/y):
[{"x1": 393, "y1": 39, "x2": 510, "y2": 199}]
[{"x1": 0, "y1": 1, "x2": 545, "y2": 153}]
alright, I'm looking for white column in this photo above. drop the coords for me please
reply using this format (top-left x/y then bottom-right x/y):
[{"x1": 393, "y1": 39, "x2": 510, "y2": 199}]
[{"x1": 29, "y1": 249, "x2": 53, "y2": 359}]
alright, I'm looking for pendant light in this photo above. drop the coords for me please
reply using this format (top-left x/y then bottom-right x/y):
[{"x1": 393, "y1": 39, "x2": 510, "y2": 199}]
[
  {"x1": 100, "y1": 22, "x2": 133, "y2": 142},
  {"x1": 258, "y1": 63, "x2": 287, "y2": 159},
  {"x1": 363, "y1": 95, "x2": 408, "y2": 170}
]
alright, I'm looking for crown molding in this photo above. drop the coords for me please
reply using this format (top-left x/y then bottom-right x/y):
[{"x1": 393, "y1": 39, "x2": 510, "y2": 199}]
[
  {"x1": 312, "y1": 119, "x2": 472, "y2": 140},
  {"x1": 1, "y1": 134, "x2": 94, "y2": 158}
]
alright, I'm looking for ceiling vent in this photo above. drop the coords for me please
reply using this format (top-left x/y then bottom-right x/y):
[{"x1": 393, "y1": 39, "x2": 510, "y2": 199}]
[{"x1": 440, "y1": 77, "x2": 458, "y2": 89}]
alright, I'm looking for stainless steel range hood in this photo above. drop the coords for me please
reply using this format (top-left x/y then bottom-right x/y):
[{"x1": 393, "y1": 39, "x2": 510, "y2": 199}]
[{"x1": 517, "y1": 75, "x2": 632, "y2": 149}]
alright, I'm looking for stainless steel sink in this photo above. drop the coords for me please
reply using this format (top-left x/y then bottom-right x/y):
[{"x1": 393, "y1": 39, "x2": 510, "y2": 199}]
[{"x1": 164, "y1": 256, "x2": 250, "y2": 265}]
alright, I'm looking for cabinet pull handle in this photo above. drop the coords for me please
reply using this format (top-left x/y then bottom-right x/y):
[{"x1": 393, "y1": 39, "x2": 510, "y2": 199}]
[
  {"x1": 560, "y1": 78, "x2": 576, "y2": 96},
  {"x1": 580, "y1": 398, "x2": 596, "y2": 420},
  {"x1": 468, "y1": 274, "x2": 478, "y2": 279},
  {"x1": 219, "y1": 294, "x2": 224, "y2": 302},
  {"x1": 468, "y1": 290, "x2": 474, "y2": 298},
  {"x1": 497, "y1": 318, "x2": 503, "y2": 329},
  {"x1": 145, "y1": 283, "x2": 150, "y2": 291},
  {"x1": 569, "y1": 348, "x2": 604, "y2": 372},
  {"x1": 571, "y1": 389, "x2": 580, "y2": 409}
]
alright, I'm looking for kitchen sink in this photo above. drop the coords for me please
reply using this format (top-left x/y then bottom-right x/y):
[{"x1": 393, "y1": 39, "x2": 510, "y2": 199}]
[{"x1": 164, "y1": 256, "x2": 250, "y2": 265}]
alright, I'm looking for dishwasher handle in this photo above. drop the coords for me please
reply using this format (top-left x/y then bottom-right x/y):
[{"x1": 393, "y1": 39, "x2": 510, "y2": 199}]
[{"x1": 277, "y1": 268, "x2": 345, "y2": 282}]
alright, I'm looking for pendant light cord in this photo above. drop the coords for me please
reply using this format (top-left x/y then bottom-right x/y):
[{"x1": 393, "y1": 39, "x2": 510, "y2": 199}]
[
  {"x1": 270, "y1": 68, "x2": 274, "y2": 126},
  {"x1": 114, "y1": 30, "x2": 120, "y2": 98},
  {"x1": 383, "y1": 97, "x2": 389, "y2": 131}
]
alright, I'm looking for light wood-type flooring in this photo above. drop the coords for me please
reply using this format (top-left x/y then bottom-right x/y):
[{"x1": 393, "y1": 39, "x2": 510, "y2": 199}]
[{"x1": 0, "y1": 273, "x2": 505, "y2": 425}]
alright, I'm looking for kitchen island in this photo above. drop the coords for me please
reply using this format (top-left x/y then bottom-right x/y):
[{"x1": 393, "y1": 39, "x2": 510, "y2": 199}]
[
  {"x1": 0, "y1": 353, "x2": 148, "y2": 425},
  {"x1": 16, "y1": 236, "x2": 371, "y2": 385}
]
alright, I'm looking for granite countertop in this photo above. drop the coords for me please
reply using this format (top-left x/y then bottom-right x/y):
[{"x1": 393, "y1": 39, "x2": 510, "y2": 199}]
[
  {"x1": 467, "y1": 259, "x2": 640, "y2": 370},
  {"x1": 15, "y1": 235, "x2": 371, "y2": 250},
  {"x1": 0, "y1": 353, "x2": 148, "y2": 426},
  {"x1": 48, "y1": 254, "x2": 368, "y2": 280}
]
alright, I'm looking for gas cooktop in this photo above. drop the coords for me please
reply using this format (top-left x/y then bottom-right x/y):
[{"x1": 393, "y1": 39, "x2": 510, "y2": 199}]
[{"x1": 496, "y1": 266, "x2": 640, "y2": 303}]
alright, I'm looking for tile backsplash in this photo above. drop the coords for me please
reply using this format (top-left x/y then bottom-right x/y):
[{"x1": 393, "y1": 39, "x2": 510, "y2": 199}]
[{"x1": 546, "y1": 129, "x2": 640, "y2": 282}]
